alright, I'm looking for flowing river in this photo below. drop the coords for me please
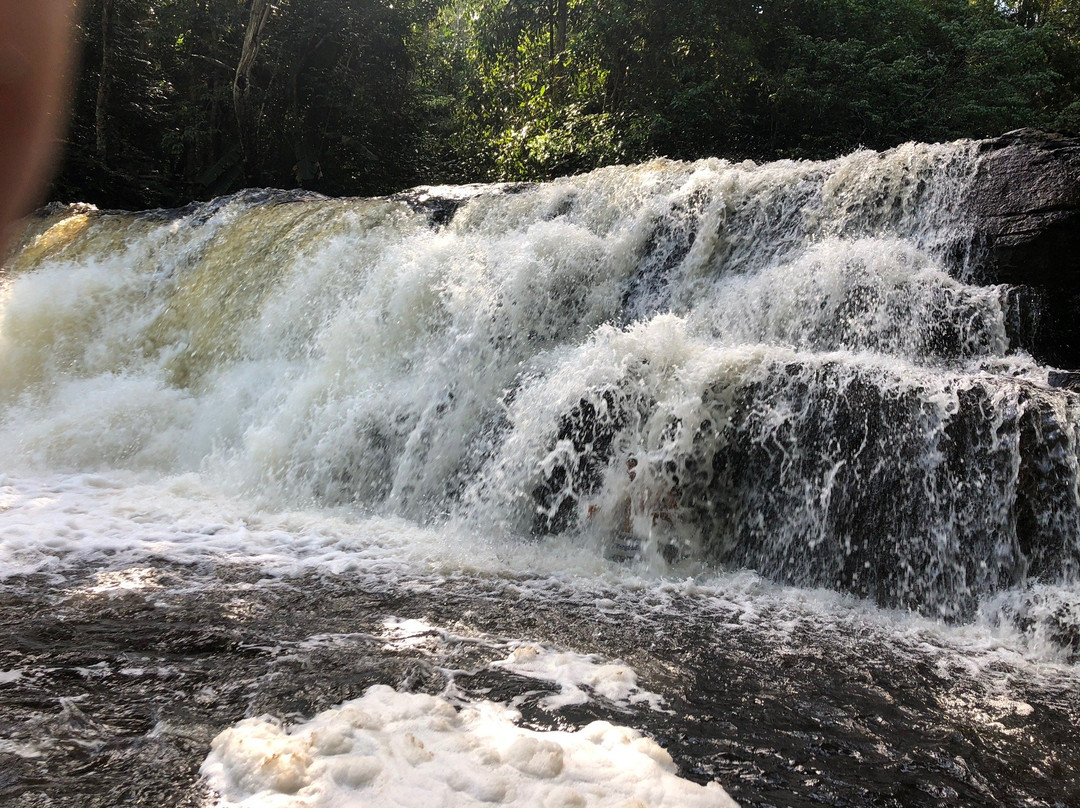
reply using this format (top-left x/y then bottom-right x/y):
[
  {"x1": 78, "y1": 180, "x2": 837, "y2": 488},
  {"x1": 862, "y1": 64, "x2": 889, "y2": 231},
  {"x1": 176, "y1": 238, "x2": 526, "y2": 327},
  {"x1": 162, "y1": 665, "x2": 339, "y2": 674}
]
[{"x1": 1, "y1": 141, "x2": 1078, "y2": 806}]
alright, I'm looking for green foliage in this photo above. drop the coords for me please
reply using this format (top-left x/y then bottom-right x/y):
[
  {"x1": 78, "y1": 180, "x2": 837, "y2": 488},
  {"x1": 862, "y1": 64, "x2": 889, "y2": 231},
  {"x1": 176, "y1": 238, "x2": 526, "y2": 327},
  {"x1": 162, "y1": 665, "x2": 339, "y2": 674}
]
[{"x1": 50, "y1": 0, "x2": 1080, "y2": 208}]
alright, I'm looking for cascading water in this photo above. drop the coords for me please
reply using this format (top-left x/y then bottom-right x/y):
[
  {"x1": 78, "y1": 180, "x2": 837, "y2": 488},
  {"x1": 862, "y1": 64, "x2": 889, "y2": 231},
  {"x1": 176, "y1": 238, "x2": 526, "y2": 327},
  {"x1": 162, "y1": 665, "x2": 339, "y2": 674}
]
[
  {"x1": 5, "y1": 141, "x2": 1077, "y2": 616},
  {"x1": 3, "y1": 140, "x2": 1080, "y2": 807}
]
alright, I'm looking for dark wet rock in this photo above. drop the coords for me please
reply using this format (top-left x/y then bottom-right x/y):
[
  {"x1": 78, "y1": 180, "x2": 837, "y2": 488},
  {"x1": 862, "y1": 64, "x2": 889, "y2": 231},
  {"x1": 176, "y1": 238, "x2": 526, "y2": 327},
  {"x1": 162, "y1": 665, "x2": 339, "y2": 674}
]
[
  {"x1": 685, "y1": 365, "x2": 1080, "y2": 617},
  {"x1": 533, "y1": 362, "x2": 1080, "y2": 618},
  {"x1": 1048, "y1": 369, "x2": 1080, "y2": 392},
  {"x1": 966, "y1": 129, "x2": 1080, "y2": 368},
  {"x1": 532, "y1": 388, "x2": 636, "y2": 535},
  {"x1": 623, "y1": 190, "x2": 710, "y2": 318},
  {"x1": 392, "y1": 182, "x2": 533, "y2": 228},
  {"x1": 684, "y1": 365, "x2": 1080, "y2": 617},
  {"x1": 970, "y1": 130, "x2": 1080, "y2": 288},
  {"x1": 391, "y1": 188, "x2": 467, "y2": 227}
]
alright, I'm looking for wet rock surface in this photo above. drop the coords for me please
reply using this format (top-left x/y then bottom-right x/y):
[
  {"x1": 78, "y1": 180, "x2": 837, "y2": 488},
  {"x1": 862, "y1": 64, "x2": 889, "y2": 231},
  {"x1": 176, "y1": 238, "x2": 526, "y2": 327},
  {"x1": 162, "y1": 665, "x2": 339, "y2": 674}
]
[
  {"x1": 968, "y1": 129, "x2": 1080, "y2": 368},
  {"x1": 391, "y1": 182, "x2": 534, "y2": 228},
  {"x1": 970, "y1": 130, "x2": 1080, "y2": 289},
  {"x1": 1, "y1": 562, "x2": 1077, "y2": 808},
  {"x1": 531, "y1": 364, "x2": 1080, "y2": 617},
  {"x1": 690, "y1": 368, "x2": 1080, "y2": 615}
]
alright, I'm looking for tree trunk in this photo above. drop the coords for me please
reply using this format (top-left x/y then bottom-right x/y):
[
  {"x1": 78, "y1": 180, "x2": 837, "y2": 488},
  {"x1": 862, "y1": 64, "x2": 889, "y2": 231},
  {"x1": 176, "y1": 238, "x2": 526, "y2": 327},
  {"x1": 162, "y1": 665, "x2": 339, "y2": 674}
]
[
  {"x1": 233, "y1": 0, "x2": 273, "y2": 165},
  {"x1": 555, "y1": 0, "x2": 567, "y2": 56},
  {"x1": 552, "y1": 0, "x2": 567, "y2": 102},
  {"x1": 95, "y1": 0, "x2": 114, "y2": 162}
]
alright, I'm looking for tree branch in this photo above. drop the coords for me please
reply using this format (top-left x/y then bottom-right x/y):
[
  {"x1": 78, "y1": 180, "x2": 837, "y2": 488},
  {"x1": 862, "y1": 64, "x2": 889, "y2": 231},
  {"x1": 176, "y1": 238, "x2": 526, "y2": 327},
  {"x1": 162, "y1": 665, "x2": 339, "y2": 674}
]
[{"x1": 190, "y1": 53, "x2": 233, "y2": 73}]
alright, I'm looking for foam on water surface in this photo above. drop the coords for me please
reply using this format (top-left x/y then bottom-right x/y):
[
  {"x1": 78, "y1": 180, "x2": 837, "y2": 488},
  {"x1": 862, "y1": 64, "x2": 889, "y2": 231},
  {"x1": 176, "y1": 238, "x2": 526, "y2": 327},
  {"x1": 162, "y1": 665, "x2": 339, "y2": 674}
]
[
  {"x1": 2, "y1": 468, "x2": 1076, "y2": 675},
  {"x1": 0, "y1": 472, "x2": 615, "y2": 583},
  {"x1": 376, "y1": 616, "x2": 668, "y2": 711},
  {"x1": 201, "y1": 685, "x2": 737, "y2": 808},
  {"x1": 494, "y1": 646, "x2": 667, "y2": 712}
]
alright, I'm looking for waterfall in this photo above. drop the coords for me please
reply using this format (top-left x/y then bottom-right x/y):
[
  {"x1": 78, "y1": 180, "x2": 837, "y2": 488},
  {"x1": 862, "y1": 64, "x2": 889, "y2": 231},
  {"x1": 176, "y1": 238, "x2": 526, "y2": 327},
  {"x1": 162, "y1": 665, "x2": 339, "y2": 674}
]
[{"x1": 3, "y1": 140, "x2": 1078, "y2": 619}]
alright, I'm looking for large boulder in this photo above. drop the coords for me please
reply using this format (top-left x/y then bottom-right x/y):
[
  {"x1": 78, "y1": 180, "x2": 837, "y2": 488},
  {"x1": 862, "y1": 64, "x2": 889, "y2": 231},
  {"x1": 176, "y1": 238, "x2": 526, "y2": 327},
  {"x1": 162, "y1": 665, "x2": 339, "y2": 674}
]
[
  {"x1": 967, "y1": 129, "x2": 1080, "y2": 368},
  {"x1": 531, "y1": 363, "x2": 1080, "y2": 618},
  {"x1": 969, "y1": 129, "x2": 1080, "y2": 287}
]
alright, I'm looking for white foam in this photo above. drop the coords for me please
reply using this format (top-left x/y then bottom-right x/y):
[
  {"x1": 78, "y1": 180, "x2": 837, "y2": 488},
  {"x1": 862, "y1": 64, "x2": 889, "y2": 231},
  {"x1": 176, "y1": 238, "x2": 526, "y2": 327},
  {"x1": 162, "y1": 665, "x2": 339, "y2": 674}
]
[
  {"x1": 201, "y1": 685, "x2": 737, "y2": 808},
  {"x1": 494, "y1": 646, "x2": 667, "y2": 712},
  {"x1": 0, "y1": 473, "x2": 425, "y2": 583},
  {"x1": 0, "y1": 739, "x2": 44, "y2": 759},
  {"x1": 375, "y1": 617, "x2": 669, "y2": 711},
  {"x1": 2, "y1": 470, "x2": 1077, "y2": 671}
]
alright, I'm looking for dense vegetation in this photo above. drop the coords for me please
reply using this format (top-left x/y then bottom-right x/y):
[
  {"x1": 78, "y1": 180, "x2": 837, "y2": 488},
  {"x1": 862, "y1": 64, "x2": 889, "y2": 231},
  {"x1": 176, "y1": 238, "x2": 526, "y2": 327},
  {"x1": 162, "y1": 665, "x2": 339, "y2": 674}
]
[{"x1": 52, "y1": 0, "x2": 1080, "y2": 209}]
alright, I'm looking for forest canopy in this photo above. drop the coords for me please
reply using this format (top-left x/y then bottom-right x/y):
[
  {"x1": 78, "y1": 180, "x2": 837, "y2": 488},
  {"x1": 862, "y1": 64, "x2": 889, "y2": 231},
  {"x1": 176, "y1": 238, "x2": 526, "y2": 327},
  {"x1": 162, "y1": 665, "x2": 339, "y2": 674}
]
[{"x1": 52, "y1": 0, "x2": 1080, "y2": 209}]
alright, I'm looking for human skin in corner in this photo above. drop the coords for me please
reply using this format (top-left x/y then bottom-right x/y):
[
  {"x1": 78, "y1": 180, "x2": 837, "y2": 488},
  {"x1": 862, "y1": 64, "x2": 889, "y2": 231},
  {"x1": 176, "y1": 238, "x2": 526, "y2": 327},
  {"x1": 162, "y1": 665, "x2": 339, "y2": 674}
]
[{"x1": 0, "y1": 0, "x2": 79, "y2": 252}]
